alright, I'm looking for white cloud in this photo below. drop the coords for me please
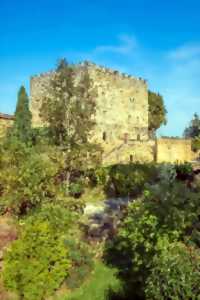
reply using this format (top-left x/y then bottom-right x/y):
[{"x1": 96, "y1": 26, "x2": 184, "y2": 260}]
[
  {"x1": 94, "y1": 34, "x2": 138, "y2": 55},
  {"x1": 168, "y1": 43, "x2": 200, "y2": 60},
  {"x1": 75, "y1": 36, "x2": 200, "y2": 137}
]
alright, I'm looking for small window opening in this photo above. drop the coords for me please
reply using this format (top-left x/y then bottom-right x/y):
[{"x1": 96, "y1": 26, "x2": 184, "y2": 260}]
[
  {"x1": 130, "y1": 155, "x2": 133, "y2": 162},
  {"x1": 137, "y1": 134, "x2": 140, "y2": 141},
  {"x1": 103, "y1": 132, "x2": 107, "y2": 141},
  {"x1": 124, "y1": 133, "x2": 128, "y2": 144}
]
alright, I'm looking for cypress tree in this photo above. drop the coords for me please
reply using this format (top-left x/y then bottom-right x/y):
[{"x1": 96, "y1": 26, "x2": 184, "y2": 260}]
[{"x1": 13, "y1": 86, "x2": 32, "y2": 143}]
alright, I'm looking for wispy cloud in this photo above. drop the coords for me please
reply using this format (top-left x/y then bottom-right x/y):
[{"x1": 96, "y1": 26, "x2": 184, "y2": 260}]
[
  {"x1": 168, "y1": 43, "x2": 200, "y2": 60},
  {"x1": 94, "y1": 34, "x2": 138, "y2": 55}
]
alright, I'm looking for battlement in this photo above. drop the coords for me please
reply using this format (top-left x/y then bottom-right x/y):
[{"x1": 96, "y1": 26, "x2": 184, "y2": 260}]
[
  {"x1": 78, "y1": 61, "x2": 147, "y2": 85},
  {"x1": 31, "y1": 61, "x2": 147, "y2": 86},
  {"x1": 30, "y1": 61, "x2": 149, "y2": 135}
]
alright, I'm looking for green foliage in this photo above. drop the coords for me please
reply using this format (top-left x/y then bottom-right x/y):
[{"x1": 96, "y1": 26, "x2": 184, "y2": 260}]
[
  {"x1": 59, "y1": 261, "x2": 122, "y2": 300},
  {"x1": 184, "y1": 113, "x2": 200, "y2": 139},
  {"x1": 2, "y1": 205, "x2": 73, "y2": 300},
  {"x1": 104, "y1": 173, "x2": 200, "y2": 298},
  {"x1": 69, "y1": 181, "x2": 84, "y2": 198},
  {"x1": 192, "y1": 136, "x2": 200, "y2": 152},
  {"x1": 12, "y1": 86, "x2": 32, "y2": 143},
  {"x1": 40, "y1": 59, "x2": 97, "y2": 147},
  {"x1": 39, "y1": 60, "x2": 102, "y2": 181},
  {"x1": 105, "y1": 163, "x2": 158, "y2": 197},
  {"x1": 0, "y1": 143, "x2": 58, "y2": 214},
  {"x1": 145, "y1": 240, "x2": 200, "y2": 300},
  {"x1": 65, "y1": 239, "x2": 94, "y2": 289},
  {"x1": 175, "y1": 162, "x2": 193, "y2": 179},
  {"x1": 148, "y1": 90, "x2": 167, "y2": 134}
]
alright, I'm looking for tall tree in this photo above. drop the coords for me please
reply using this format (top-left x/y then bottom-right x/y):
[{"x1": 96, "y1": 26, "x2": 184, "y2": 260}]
[
  {"x1": 40, "y1": 59, "x2": 101, "y2": 185},
  {"x1": 40, "y1": 59, "x2": 75, "y2": 146},
  {"x1": 148, "y1": 90, "x2": 167, "y2": 136},
  {"x1": 183, "y1": 113, "x2": 200, "y2": 151},
  {"x1": 40, "y1": 59, "x2": 97, "y2": 147},
  {"x1": 184, "y1": 113, "x2": 200, "y2": 138},
  {"x1": 13, "y1": 86, "x2": 32, "y2": 143}
]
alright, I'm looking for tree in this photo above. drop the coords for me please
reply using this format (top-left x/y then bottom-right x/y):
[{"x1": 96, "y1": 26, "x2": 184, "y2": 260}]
[
  {"x1": 40, "y1": 59, "x2": 97, "y2": 147},
  {"x1": 148, "y1": 91, "x2": 167, "y2": 135},
  {"x1": 184, "y1": 114, "x2": 200, "y2": 151},
  {"x1": 39, "y1": 59, "x2": 101, "y2": 186},
  {"x1": 184, "y1": 113, "x2": 200, "y2": 138},
  {"x1": 12, "y1": 86, "x2": 32, "y2": 143}
]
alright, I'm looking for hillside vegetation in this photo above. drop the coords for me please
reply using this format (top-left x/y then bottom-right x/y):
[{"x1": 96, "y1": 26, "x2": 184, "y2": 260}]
[{"x1": 1, "y1": 59, "x2": 200, "y2": 300}]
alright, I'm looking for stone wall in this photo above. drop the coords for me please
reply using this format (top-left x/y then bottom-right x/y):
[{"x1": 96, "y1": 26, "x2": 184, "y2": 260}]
[
  {"x1": 86, "y1": 63, "x2": 149, "y2": 143},
  {"x1": 156, "y1": 138, "x2": 193, "y2": 163},
  {"x1": 102, "y1": 140, "x2": 155, "y2": 165},
  {"x1": 30, "y1": 72, "x2": 54, "y2": 126},
  {"x1": 29, "y1": 62, "x2": 195, "y2": 165},
  {"x1": 0, "y1": 115, "x2": 14, "y2": 138},
  {"x1": 30, "y1": 62, "x2": 149, "y2": 145}
]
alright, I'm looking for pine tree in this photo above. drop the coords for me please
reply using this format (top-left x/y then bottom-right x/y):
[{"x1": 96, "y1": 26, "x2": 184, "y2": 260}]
[{"x1": 13, "y1": 86, "x2": 32, "y2": 143}]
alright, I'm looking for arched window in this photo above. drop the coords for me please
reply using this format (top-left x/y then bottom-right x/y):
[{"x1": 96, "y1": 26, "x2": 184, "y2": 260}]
[{"x1": 137, "y1": 134, "x2": 140, "y2": 141}]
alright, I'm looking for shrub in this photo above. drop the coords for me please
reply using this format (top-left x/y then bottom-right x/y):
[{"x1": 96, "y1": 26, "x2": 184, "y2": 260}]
[
  {"x1": 175, "y1": 162, "x2": 193, "y2": 181},
  {"x1": 0, "y1": 140, "x2": 58, "y2": 215},
  {"x1": 104, "y1": 178, "x2": 200, "y2": 298},
  {"x1": 2, "y1": 205, "x2": 73, "y2": 300},
  {"x1": 144, "y1": 181, "x2": 200, "y2": 234},
  {"x1": 105, "y1": 163, "x2": 158, "y2": 197},
  {"x1": 65, "y1": 239, "x2": 93, "y2": 289},
  {"x1": 145, "y1": 240, "x2": 200, "y2": 300},
  {"x1": 0, "y1": 151, "x2": 58, "y2": 215},
  {"x1": 69, "y1": 181, "x2": 84, "y2": 198}
]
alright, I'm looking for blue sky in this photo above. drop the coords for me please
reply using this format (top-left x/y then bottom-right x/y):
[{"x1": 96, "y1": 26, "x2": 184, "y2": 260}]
[{"x1": 0, "y1": 0, "x2": 200, "y2": 136}]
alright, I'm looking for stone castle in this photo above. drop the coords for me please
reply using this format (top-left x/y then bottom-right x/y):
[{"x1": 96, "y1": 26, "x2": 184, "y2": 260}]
[{"x1": 0, "y1": 62, "x2": 198, "y2": 164}]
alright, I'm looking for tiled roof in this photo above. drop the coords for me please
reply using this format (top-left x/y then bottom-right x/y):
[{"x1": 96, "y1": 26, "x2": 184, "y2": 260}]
[{"x1": 0, "y1": 113, "x2": 14, "y2": 120}]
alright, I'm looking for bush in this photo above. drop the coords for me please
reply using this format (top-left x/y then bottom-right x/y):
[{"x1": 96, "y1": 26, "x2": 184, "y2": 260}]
[
  {"x1": 0, "y1": 149, "x2": 58, "y2": 214},
  {"x1": 104, "y1": 178, "x2": 200, "y2": 298},
  {"x1": 65, "y1": 239, "x2": 93, "y2": 289},
  {"x1": 175, "y1": 162, "x2": 193, "y2": 181},
  {"x1": 69, "y1": 181, "x2": 84, "y2": 198},
  {"x1": 2, "y1": 205, "x2": 73, "y2": 300},
  {"x1": 105, "y1": 163, "x2": 158, "y2": 197},
  {"x1": 145, "y1": 240, "x2": 200, "y2": 300}
]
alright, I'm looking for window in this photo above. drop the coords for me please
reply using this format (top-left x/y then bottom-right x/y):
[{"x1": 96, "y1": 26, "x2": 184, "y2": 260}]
[
  {"x1": 130, "y1": 155, "x2": 133, "y2": 162},
  {"x1": 103, "y1": 132, "x2": 107, "y2": 141},
  {"x1": 124, "y1": 133, "x2": 128, "y2": 144},
  {"x1": 137, "y1": 134, "x2": 140, "y2": 141}
]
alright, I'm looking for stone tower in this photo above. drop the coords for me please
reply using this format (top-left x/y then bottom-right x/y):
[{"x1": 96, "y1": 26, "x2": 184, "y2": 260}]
[
  {"x1": 30, "y1": 62, "x2": 149, "y2": 139},
  {"x1": 30, "y1": 62, "x2": 152, "y2": 163}
]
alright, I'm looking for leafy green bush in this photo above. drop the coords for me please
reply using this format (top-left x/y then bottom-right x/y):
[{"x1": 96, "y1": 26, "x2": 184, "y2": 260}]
[
  {"x1": 145, "y1": 240, "x2": 200, "y2": 300},
  {"x1": 69, "y1": 181, "x2": 84, "y2": 198},
  {"x1": 192, "y1": 137, "x2": 200, "y2": 152},
  {"x1": 105, "y1": 163, "x2": 158, "y2": 197},
  {"x1": 104, "y1": 178, "x2": 200, "y2": 298},
  {"x1": 65, "y1": 239, "x2": 93, "y2": 289},
  {"x1": 60, "y1": 261, "x2": 122, "y2": 300},
  {"x1": 175, "y1": 162, "x2": 193, "y2": 180},
  {"x1": 0, "y1": 148, "x2": 58, "y2": 214},
  {"x1": 2, "y1": 205, "x2": 73, "y2": 300}
]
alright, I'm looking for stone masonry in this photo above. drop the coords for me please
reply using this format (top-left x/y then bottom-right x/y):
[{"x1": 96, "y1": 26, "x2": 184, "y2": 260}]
[
  {"x1": 30, "y1": 62, "x2": 195, "y2": 164},
  {"x1": 0, "y1": 113, "x2": 14, "y2": 138}
]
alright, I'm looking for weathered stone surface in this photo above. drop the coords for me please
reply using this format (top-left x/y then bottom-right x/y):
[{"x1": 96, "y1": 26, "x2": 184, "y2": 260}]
[
  {"x1": 0, "y1": 114, "x2": 14, "y2": 138},
  {"x1": 156, "y1": 138, "x2": 193, "y2": 163},
  {"x1": 29, "y1": 62, "x2": 195, "y2": 164}
]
